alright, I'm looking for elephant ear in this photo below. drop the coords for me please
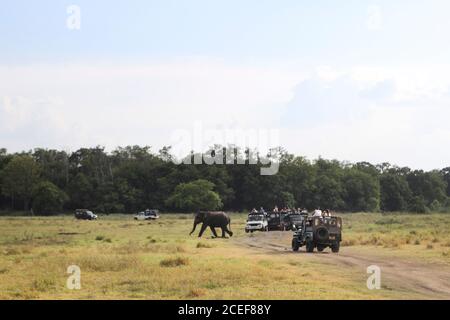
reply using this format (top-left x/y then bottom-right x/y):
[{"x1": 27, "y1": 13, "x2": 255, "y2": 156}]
[{"x1": 198, "y1": 211, "x2": 207, "y2": 220}]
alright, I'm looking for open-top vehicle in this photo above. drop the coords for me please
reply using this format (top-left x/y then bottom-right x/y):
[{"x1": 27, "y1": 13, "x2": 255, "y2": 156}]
[
  {"x1": 134, "y1": 209, "x2": 160, "y2": 220},
  {"x1": 75, "y1": 209, "x2": 98, "y2": 220},
  {"x1": 283, "y1": 212, "x2": 307, "y2": 231},
  {"x1": 267, "y1": 212, "x2": 290, "y2": 231},
  {"x1": 291, "y1": 216, "x2": 342, "y2": 253},
  {"x1": 245, "y1": 213, "x2": 268, "y2": 233}
]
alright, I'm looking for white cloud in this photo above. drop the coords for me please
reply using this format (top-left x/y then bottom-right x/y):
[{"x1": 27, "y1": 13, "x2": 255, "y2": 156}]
[
  {"x1": 1, "y1": 60, "x2": 450, "y2": 170},
  {"x1": 279, "y1": 69, "x2": 450, "y2": 170},
  {"x1": 0, "y1": 60, "x2": 300, "y2": 153}
]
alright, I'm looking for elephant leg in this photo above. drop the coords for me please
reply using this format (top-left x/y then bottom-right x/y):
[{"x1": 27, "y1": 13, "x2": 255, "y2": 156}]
[
  {"x1": 225, "y1": 227, "x2": 233, "y2": 237},
  {"x1": 221, "y1": 227, "x2": 227, "y2": 238},
  {"x1": 209, "y1": 226, "x2": 218, "y2": 238},
  {"x1": 198, "y1": 224, "x2": 208, "y2": 237}
]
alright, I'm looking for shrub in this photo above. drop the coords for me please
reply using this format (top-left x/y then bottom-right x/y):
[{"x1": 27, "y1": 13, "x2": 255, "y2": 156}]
[
  {"x1": 187, "y1": 288, "x2": 206, "y2": 298},
  {"x1": 341, "y1": 239, "x2": 356, "y2": 246},
  {"x1": 165, "y1": 179, "x2": 223, "y2": 212},
  {"x1": 375, "y1": 218, "x2": 401, "y2": 225},
  {"x1": 160, "y1": 256, "x2": 190, "y2": 267},
  {"x1": 408, "y1": 196, "x2": 428, "y2": 214},
  {"x1": 32, "y1": 277, "x2": 56, "y2": 292},
  {"x1": 79, "y1": 255, "x2": 137, "y2": 272},
  {"x1": 429, "y1": 200, "x2": 442, "y2": 212},
  {"x1": 32, "y1": 181, "x2": 68, "y2": 215},
  {"x1": 197, "y1": 242, "x2": 214, "y2": 248}
]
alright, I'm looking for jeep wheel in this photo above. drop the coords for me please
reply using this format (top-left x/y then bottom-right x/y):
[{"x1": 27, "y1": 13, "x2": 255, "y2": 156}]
[
  {"x1": 245, "y1": 229, "x2": 249, "y2": 233},
  {"x1": 315, "y1": 227, "x2": 329, "y2": 242},
  {"x1": 306, "y1": 241, "x2": 315, "y2": 253},
  {"x1": 331, "y1": 242, "x2": 340, "y2": 253},
  {"x1": 292, "y1": 239, "x2": 299, "y2": 252}
]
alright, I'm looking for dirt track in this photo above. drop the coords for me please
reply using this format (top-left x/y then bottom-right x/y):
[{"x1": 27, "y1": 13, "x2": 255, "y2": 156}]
[{"x1": 236, "y1": 231, "x2": 450, "y2": 299}]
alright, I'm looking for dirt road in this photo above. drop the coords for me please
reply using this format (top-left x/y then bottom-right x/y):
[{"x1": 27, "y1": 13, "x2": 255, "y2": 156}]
[{"x1": 237, "y1": 231, "x2": 450, "y2": 299}]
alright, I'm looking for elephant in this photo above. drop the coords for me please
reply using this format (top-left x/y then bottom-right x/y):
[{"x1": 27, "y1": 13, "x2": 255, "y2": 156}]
[{"x1": 189, "y1": 211, "x2": 233, "y2": 238}]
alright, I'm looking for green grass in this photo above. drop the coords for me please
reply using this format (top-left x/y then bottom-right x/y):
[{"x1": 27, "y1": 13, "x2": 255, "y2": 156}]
[{"x1": 0, "y1": 212, "x2": 449, "y2": 299}]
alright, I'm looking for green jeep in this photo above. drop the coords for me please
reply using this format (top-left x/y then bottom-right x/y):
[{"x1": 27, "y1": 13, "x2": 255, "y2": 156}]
[{"x1": 291, "y1": 216, "x2": 342, "y2": 253}]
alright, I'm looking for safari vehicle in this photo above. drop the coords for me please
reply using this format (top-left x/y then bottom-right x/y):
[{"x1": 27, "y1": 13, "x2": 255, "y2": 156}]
[
  {"x1": 75, "y1": 209, "x2": 98, "y2": 220},
  {"x1": 245, "y1": 213, "x2": 268, "y2": 233},
  {"x1": 134, "y1": 209, "x2": 160, "y2": 221},
  {"x1": 267, "y1": 212, "x2": 289, "y2": 231},
  {"x1": 291, "y1": 216, "x2": 342, "y2": 253},
  {"x1": 283, "y1": 213, "x2": 307, "y2": 231}
]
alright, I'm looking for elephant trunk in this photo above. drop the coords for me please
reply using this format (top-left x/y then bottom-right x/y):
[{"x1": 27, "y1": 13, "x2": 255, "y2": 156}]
[{"x1": 189, "y1": 221, "x2": 198, "y2": 236}]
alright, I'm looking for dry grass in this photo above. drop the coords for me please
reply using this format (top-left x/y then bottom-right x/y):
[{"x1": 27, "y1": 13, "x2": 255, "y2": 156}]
[
  {"x1": 160, "y1": 256, "x2": 190, "y2": 267},
  {"x1": 196, "y1": 242, "x2": 215, "y2": 248},
  {"x1": 0, "y1": 212, "x2": 449, "y2": 299}
]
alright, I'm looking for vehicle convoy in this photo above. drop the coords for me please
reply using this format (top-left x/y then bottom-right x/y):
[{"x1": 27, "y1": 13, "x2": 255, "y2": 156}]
[
  {"x1": 267, "y1": 212, "x2": 285, "y2": 231},
  {"x1": 291, "y1": 216, "x2": 342, "y2": 253},
  {"x1": 75, "y1": 209, "x2": 98, "y2": 220},
  {"x1": 245, "y1": 213, "x2": 268, "y2": 233},
  {"x1": 283, "y1": 212, "x2": 306, "y2": 231},
  {"x1": 134, "y1": 209, "x2": 160, "y2": 220}
]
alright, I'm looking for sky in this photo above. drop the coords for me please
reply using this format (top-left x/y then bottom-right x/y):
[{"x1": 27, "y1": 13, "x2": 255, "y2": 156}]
[{"x1": 1, "y1": 0, "x2": 450, "y2": 169}]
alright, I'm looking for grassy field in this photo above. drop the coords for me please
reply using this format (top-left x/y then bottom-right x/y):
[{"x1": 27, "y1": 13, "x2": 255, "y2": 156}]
[{"x1": 0, "y1": 212, "x2": 449, "y2": 300}]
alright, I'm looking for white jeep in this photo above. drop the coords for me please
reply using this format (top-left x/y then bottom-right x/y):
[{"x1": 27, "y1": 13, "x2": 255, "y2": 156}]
[
  {"x1": 134, "y1": 209, "x2": 160, "y2": 221},
  {"x1": 245, "y1": 213, "x2": 268, "y2": 233}
]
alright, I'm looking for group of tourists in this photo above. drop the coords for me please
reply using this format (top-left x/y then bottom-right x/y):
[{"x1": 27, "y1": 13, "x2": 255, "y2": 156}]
[
  {"x1": 312, "y1": 209, "x2": 332, "y2": 217},
  {"x1": 272, "y1": 206, "x2": 308, "y2": 214},
  {"x1": 250, "y1": 206, "x2": 333, "y2": 217}
]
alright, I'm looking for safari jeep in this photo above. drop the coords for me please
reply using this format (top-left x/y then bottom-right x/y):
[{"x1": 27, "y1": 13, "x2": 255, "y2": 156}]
[
  {"x1": 75, "y1": 209, "x2": 98, "y2": 220},
  {"x1": 134, "y1": 209, "x2": 160, "y2": 221},
  {"x1": 245, "y1": 213, "x2": 269, "y2": 233},
  {"x1": 291, "y1": 216, "x2": 342, "y2": 253}
]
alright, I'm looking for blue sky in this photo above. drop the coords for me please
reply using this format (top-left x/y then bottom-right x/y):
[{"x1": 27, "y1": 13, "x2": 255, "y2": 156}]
[
  {"x1": 3, "y1": 0, "x2": 450, "y2": 64},
  {"x1": 1, "y1": 1, "x2": 450, "y2": 169}
]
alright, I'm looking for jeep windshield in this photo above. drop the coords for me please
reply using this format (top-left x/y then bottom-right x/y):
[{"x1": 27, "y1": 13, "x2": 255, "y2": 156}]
[
  {"x1": 289, "y1": 215, "x2": 304, "y2": 223},
  {"x1": 248, "y1": 215, "x2": 264, "y2": 221}
]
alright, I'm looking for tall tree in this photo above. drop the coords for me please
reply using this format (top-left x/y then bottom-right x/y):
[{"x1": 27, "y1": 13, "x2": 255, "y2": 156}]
[
  {"x1": 1, "y1": 155, "x2": 41, "y2": 210},
  {"x1": 380, "y1": 174, "x2": 412, "y2": 212},
  {"x1": 165, "y1": 179, "x2": 223, "y2": 212}
]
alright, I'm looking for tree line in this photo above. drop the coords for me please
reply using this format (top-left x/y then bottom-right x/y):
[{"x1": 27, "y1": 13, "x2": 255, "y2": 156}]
[{"x1": 0, "y1": 146, "x2": 449, "y2": 215}]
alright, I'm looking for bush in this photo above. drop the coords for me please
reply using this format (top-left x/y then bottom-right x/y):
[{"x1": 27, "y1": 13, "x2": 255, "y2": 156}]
[
  {"x1": 32, "y1": 181, "x2": 68, "y2": 215},
  {"x1": 429, "y1": 200, "x2": 442, "y2": 212},
  {"x1": 160, "y1": 256, "x2": 190, "y2": 267},
  {"x1": 196, "y1": 242, "x2": 214, "y2": 248},
  {"x1": 165, "y1": 179, "x2": 222, "y2": 212},
  {"x1": 408, "y1": 196, "x2": 428, "y2": 214}
]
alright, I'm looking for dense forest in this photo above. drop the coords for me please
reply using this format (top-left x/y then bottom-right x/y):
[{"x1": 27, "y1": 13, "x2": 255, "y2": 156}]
[{"x1": 0, "y1": 146, "x2": 449, "y2": 215}]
